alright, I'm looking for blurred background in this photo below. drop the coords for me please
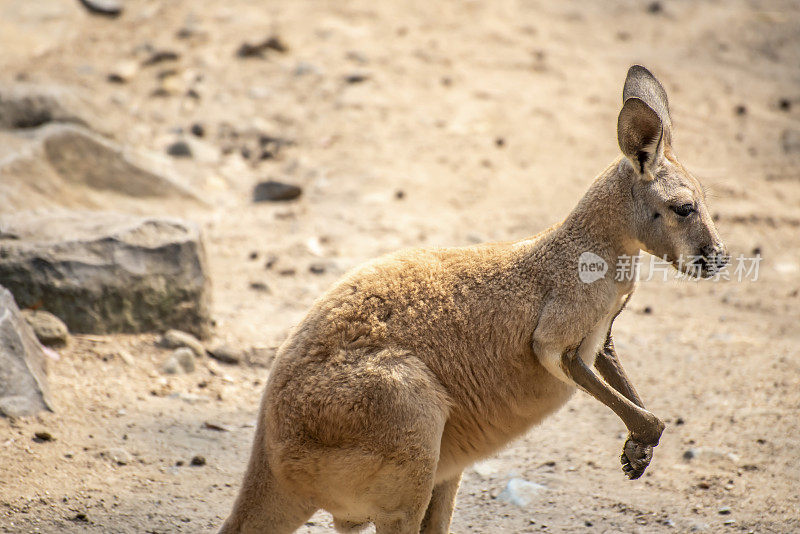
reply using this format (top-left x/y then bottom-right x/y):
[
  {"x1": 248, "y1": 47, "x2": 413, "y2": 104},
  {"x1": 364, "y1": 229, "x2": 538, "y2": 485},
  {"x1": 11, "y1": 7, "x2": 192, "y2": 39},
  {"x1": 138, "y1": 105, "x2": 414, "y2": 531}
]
[{"x1": 0, "y1": 0, "x2": 798, "y2": 532}]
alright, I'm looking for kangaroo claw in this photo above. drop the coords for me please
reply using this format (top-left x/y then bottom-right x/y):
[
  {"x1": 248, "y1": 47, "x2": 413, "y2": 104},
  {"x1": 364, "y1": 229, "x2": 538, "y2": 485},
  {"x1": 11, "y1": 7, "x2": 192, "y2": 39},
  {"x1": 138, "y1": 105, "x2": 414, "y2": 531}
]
[{"x1": 621, "y1": 437, "x2": 653, "y2": 480}]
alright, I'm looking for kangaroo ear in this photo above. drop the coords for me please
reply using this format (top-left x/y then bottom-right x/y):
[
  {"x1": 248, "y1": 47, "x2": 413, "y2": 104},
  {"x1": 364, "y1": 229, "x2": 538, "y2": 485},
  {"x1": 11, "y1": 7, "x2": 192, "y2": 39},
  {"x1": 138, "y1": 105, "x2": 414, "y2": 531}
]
[
  {"x1": 622, "y1": 65, "x2": 672, "y2": 144},
  {"x1": 617, "y1": 97, "x2": 664, "y2": 178}
]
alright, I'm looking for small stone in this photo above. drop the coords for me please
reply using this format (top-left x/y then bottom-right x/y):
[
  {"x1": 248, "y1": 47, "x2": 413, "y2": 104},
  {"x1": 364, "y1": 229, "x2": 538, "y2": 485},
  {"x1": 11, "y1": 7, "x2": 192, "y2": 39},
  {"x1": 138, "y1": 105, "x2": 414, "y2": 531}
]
[
  {"x1": 344, "y1": 72, "x2": 369, "y2": 84},
  {"x1": 160, "y1": 356, "x2": 181, "y2": 375},
  {"x1": 249, "y1": 281, "x2": 270, "y2": 292},
  {"x1": 236, "y1": 36, "x2": 289, "y2": 58},
  {"x1": 646, "y1": 1, "x2": 662, "y2": 13},
  {"x1": 106, "y1": 447, "x2": 132, "y2": 465},
  {"x1": 173, "y1": 348, "x2": 196, "y2": 373},
  {"x1": 683, "y1": 448, "x2": 696, "y2": 460},
  {"x1": 264, "y1": 255, "x2": 278, "y2": 269},
  {"x1": 643, "y1": 306, "x2": 653, "y2": 314},
  {"x1": 190, "y1": 455, "x2": 206, "y2": 466},
  {"x1": 718, "y1": 507, "x2": 732, "y2": 515},
  {"x1": 496, "y1": 478, "x2": 547, "y2": 507},
  {"x1": 253, "y1": 180, "x2": 302, "y2": 202},
  {"x1": 584, "y1": 520, "x2": 593, "y2": 527},
  {"x1": 723, "y1": 519, "x2": 736, "y2": 526},
  {"x1": 77, "y1": 0, "x2": 122, "y2": 17},
  {"x1": 33, "y1": 431, "x2": 53, "y2": 442},
  {"x1": 143, "y1": 50, "x2": 180, "y2": 67},
  {"x1": 190, "y1": 123, "x2": 205, "y2": 137},
  {"x1": 690, "y1": 523, "x2": 709, "y2": 532},
  {"x1": 395, "y1": 190, "x2": 406, "y2": 200},
  {"x1": 778, "y1": 98, "x2": 791, "y2": 111},
  {"x1": 107, "y1": 61, "x2": 138, "y2": 83},
  {"x1": 309, "y1": 263, "x2": 326, "y2": 275},
  {"x1": 495, "y1": 137, "x2": 505, "y2": 147},
  {"x1": 675, "y1": 417, "x2": 685, "y2": 425},
  {"x1": 166, "y1": 140, "x2": 192, "y2": 158},
  {"x1": 203, "y1": 421, "x2": 230, "y2": 432},
  {"x1": 21, "y1": 309, "x2": 69, "y2": 347},
  {"x1": 207, "y1": 344, "x2": 241, "y2": 365},
  {"x1": 734, "y1": 104, "x2": 747, "y2": 116},
  {"x1": 159, "y1": 330, "x2": 205, "y2": 359},
  {"x1": 249, "y1": 251, "x2": 259, "y2": 260},
  {"x1": 73, "y1": 512, "x2": 89, "y2": 522}
]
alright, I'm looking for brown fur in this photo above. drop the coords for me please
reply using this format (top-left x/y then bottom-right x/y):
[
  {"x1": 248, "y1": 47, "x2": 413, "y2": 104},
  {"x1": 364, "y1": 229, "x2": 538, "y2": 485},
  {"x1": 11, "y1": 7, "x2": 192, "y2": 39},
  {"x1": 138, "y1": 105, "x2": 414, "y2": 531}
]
[{"x1": 219, "y1": 66, "x2": 726, "y2": 534}]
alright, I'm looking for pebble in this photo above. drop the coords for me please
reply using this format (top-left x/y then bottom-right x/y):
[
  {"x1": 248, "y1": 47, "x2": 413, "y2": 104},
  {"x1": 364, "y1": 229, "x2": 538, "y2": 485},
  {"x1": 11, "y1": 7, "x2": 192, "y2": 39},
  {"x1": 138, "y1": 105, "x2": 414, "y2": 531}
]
[
  {"x1": 190, "y1": 455, "x2": 206, "y2": 466},
  {"x1": 160, "y1": 356, "x2": 181, "y2": 375},
  {"x1": 159, "y1": 330, "x2": 205, "y2": 359},
  {"x1": 173, "y1": 348, "x2": 196, "y2": 373},
  {"x1": 236, "y1": 36, "x2": 288, "y2": 58},
  {"x1": 778, "y1": 98, "x2": 791, "y2": 111},
  {"x1": 253, "y1": 180, "x2": 302, "y2": 202},
  {"x1": 203, "y1": 421, "x2": 230, "y2": 432},
  {"x1": 33, "y1": 431, "x2": 54, "y2": 442},
  {"x1": 249, "y1": 281, "x2": 270, "y2": 292},
  {"x1": 309, "y1": 263, "x2": 326, "y2": 275},
  {"x1": 107, "y1": 61, "x2": 138, "y2": 83},
  {"x1": 718, "y1": 506, "x2": 732, "y2": 515},
  {"x1": 207, "y1": 344, "x2": 242, "y2": 365},
  {"x1": 105, "y1": 447, "x2": 132, "y2": 465},
  {"x1": 21, "y1": 309, "x2": 70, "y2": 347},
  {"x1": 190, "y1": 123, "x2": 205, "y2": 137},
  {"x1": 143, "y1": 50, "x2": 180, "y2": 66},
  {"x1": 734, "y1": 104, "x2": 747, "y2": 116},
  {"x1": 166, "y1": 140, "x2": 192, "y2": 158},
  {"x1": 496, "y1": 478, "x2": 547, "y2": 507},
  {"x1": 646, "y1": 1, "x2": 662, "y2": 14},
  {"x1": 344, "y1": 72, "x2": 369, "y2": 84},
  {"x1": 77, "y1": 0, "x2": 122, "y2": 17}
]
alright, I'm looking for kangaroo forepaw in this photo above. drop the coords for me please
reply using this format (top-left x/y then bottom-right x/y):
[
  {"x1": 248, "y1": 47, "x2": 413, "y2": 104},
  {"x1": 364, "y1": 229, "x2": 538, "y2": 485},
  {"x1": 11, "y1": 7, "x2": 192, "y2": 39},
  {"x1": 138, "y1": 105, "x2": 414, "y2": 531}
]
[{"x1": 620, "y1": 438, "x2": 653, "y2": 480}]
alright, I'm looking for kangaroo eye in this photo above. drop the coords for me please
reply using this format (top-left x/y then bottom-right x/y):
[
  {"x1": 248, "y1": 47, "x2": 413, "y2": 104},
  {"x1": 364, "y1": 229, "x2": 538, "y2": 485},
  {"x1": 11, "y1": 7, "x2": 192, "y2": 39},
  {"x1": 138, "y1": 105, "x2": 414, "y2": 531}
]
[{"x1": 670, "y1": 203, "x2": 695, "y2": 217}]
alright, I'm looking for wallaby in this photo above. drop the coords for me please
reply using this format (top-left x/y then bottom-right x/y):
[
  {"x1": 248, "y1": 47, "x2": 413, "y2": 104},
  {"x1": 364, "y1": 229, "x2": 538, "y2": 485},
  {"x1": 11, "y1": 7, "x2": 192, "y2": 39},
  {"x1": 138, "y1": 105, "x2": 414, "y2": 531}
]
[{"x1": 219, "y1": 65, "x2": 728, "y2": 534}]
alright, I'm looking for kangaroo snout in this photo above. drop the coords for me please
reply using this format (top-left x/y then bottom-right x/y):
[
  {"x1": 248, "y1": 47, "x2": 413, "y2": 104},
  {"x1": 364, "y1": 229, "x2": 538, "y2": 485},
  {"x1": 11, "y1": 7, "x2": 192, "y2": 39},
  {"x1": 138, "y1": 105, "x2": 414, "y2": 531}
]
[{"x1": 697, "y1": 242, "x2": 729, "y2": 277}]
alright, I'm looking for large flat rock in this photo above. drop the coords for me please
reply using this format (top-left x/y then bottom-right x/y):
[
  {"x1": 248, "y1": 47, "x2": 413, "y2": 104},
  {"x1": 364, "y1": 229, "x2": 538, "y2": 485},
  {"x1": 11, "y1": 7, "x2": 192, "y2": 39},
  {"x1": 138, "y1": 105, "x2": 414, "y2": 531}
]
[
  {"x1": 0, "y1": 285, "x2": 53, "y2": 418},
  {"x1": 0, "y1": 124, "x2": 203, "y2": 214},
  {"x1": 0, "y1": 211, "x2": 211, "y2": 338}
]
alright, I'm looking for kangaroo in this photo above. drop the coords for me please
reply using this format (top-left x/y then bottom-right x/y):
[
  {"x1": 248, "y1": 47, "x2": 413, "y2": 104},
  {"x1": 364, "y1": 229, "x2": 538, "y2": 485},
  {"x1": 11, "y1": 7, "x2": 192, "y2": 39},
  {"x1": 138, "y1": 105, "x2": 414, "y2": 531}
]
[{"x1": 219, "y1": 65, "x2": 728, "y2": 534}]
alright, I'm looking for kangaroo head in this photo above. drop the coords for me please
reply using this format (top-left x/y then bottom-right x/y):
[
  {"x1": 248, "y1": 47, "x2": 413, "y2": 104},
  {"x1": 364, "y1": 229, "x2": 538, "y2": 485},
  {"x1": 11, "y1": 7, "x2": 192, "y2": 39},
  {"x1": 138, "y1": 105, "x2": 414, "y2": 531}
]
[{"x1": 617, "y1": 65, "x2": 728, "y2": 278}]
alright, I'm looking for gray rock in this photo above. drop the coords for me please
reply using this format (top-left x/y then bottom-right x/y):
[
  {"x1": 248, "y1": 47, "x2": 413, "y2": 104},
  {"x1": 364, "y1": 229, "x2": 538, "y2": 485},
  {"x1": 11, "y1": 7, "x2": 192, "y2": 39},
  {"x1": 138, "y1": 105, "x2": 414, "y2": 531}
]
[
  {"x1": 0, "y1": 83, "x2": 89, "y2": 129},
  {"x1": 253, "y1": 180, "x2": 302, "y2": 202},
  {"x1": 173, "y1": 347, "x2": 196, "y2": 373},
  {"x1": 207, "y1": 344, "x2": 242, "y2": 365},
  {"x1": 0, "y1": 285, "x2": 53, "y2": 418},
  {"x1": 0, "y1": 210, "x2": 211, "y2": 338},
  {"x1": 21, "y1": 309, "x2": 69, "y2": 347},
  {"x1": 496, "y1": 478, "x2": 547, "y2": 507},
  {"x1": 0, "y1": 124, "x2": 202, "y2": 214},
  {"x1": 159, "y1": 329, "x2": 205, "y2": 359},
  {"x1": 166, "y1": 140, "x2": 192, "y2": 158},
  {"x1": 160, "y1": 355, "x2": 181, "y2": 375},
  {"x1": 77, "y1": 0, "x2": 123, "y2": 17}
]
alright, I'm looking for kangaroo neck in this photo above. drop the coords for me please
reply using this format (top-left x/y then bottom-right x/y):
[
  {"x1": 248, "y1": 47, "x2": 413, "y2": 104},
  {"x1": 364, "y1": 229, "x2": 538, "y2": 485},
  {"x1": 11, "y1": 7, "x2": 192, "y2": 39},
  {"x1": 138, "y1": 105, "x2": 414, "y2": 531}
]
[{"x1": 556, "y1": 158, "x2": 642, "y2": 259}]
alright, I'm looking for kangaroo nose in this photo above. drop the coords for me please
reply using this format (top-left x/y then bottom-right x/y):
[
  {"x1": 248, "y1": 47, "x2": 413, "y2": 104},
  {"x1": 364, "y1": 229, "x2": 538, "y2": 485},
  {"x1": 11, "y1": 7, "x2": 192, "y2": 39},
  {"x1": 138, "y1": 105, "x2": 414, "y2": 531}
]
[{"x1": 701, "y1": 243, "x2": 729, "y2": 268}]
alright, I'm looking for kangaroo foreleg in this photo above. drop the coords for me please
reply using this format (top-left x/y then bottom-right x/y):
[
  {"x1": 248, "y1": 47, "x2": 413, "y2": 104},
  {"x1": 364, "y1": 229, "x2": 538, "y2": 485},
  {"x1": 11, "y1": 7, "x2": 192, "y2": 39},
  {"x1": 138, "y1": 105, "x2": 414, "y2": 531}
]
[
  {"x1": 562, "y1": 344, "x2": 664, "y2": 479},
  {"x1": 594, "y1": 331, "x2": 645, "y2": 409}
]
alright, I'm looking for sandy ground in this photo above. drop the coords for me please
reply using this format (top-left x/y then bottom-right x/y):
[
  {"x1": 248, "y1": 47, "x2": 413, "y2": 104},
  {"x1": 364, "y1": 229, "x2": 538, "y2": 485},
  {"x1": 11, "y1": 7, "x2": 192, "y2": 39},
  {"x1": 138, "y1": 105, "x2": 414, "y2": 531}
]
[{"x1": 1, "y1": 0, "x2": 799, "y2": 532}]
